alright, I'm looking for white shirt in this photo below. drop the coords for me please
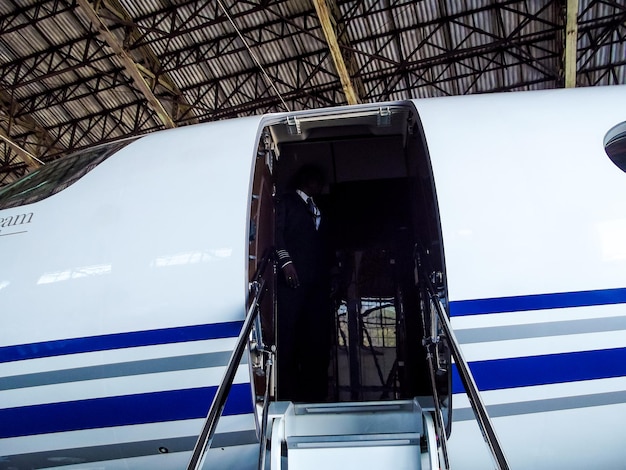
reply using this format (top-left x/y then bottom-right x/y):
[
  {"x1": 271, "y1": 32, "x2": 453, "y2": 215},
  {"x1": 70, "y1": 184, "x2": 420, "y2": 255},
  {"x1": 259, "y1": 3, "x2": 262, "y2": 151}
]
[{"x1": 296, "y1": 189, "x2": 320, "y2": 230}]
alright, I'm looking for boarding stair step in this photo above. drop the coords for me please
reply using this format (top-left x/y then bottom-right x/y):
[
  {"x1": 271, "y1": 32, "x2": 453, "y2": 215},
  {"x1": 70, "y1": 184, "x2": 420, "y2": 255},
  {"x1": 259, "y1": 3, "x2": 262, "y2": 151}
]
[{"x1": 265, "y1": 399, "x2": 425, "y2": 470}]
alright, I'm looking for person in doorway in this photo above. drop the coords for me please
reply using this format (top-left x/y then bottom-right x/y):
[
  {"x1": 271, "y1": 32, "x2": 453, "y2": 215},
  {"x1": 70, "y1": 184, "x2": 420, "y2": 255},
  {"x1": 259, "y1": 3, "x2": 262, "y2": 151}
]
[{"x1": 275, "y1": 164, "x2": 332, "y2": 402}]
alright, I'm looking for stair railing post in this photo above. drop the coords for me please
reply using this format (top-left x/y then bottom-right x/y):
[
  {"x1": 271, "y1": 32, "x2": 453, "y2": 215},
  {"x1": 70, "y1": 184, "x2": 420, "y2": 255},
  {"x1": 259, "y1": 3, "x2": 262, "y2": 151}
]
[{"x1": 186, "y1": 252, "x2": 273, "y2": 470}]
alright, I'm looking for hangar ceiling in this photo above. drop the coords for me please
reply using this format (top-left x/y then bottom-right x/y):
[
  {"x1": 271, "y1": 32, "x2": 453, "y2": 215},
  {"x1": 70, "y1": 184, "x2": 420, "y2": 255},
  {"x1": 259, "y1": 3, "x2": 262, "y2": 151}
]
[{"x1": 0, "y1": 0, "x2": 625, "y2": 186}]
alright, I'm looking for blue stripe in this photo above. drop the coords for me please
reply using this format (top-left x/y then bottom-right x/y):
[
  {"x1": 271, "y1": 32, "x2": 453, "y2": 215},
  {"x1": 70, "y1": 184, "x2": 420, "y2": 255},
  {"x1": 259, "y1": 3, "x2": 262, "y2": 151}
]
[
  {"x1": 449, "y1": 287, "x2": 626, "y2": 317},
  {"x1": 452, "y1": 347, "x2": 626, "y2": 394},
  {"x1": 0, "y1": 321, "x2": 244, "y2": 364},
  {"x1": 0, "y1": 383, "x2": 254, "y2": 439}
]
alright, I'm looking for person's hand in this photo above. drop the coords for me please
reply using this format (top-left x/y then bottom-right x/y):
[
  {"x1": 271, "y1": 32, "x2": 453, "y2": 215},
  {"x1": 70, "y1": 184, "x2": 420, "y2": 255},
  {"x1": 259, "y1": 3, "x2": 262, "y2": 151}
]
[{"x1": 282, "y1": 264, "x2": 300, "y2": 288}]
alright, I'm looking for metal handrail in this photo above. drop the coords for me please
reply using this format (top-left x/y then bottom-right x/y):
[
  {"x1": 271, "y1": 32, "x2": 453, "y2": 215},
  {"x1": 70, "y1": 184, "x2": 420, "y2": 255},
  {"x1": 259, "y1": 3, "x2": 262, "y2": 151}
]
[
  {"x1": 423, "y1": 333, "x2": 450, "y2": 469},
  {"x1": 186, "y1": 253, "x2": 273, "y2": 470},
  {"x1": 422, "y1": 272, "x2": 511, "y2": 470},
  {"x1": 258, "y1": 346, "x2": 275, "y2": 470}
]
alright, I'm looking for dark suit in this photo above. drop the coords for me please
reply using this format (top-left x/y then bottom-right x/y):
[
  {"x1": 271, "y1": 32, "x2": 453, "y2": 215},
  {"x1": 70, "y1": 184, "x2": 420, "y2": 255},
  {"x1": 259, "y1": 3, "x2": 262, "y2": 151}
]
[{"x1": 275, "y1": 191, "x2": 331, "y2": 402}]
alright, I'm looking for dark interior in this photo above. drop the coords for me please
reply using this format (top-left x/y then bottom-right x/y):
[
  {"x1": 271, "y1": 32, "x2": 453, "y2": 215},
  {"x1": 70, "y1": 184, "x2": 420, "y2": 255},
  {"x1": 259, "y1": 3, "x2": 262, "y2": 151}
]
[{"x1": 264, "y1": 105, "x2": 448, "y2": 403}]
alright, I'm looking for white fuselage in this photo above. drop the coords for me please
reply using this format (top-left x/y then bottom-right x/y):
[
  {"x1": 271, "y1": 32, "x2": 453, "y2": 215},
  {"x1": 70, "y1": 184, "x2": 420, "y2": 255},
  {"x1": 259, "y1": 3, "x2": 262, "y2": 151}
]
[
  {"x1": 417, "y1": 86, "x2": 626, "y2": 468},
  {"x1": 1, "y1": 85, "x2": 626, "y2": 469}
]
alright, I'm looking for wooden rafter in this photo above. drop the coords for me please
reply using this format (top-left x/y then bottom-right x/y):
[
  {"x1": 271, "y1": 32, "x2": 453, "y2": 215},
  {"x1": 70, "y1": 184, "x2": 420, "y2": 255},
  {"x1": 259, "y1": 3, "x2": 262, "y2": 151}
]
[
  {"x1": 98, "y1": 0, "x2": 199, "y2": 124},
  {"x1": 565, "y1": 0, "x2": 579, "y2": 88},
  {"x1": 0, "y1": 89, "x2": 57, "y2": 171},
  {"x1": 312, "y1": 0, "x2": 361, "y2": 105},
  {"x1": 76, "y1": 0, "x2": 177, "y2": 129},
  {"x1": 0, "y1": 130, "x2": 43, "y2": 170}
]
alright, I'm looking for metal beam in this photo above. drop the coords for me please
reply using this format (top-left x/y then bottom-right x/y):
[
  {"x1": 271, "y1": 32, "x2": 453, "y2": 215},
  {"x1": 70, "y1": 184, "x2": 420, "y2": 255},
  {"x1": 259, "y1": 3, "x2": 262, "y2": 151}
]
[
  {"x1": 98, "y1": 0, "x2": 198, "y2": 123},
  {"x1": 216, "y1": 0, "x2": 290, "y2": 112},
  {"x1": 0, "y1": 0, "x2": 75, "y2": 35},
  {"x1": 0, "y1": 130, "x2": 43, "y2": 170},
  {"x1": 312, "y1": 0, "x2": 361, "y2": 105},
  {"x1": 0, "y1": 89, "x2": 58, "y2": 171},
  {"x1": 76, "y1": 0, "x2": 177, "y2": 129},
  {"x1": 565, "y1": 0, "x2": 579, "y2": 88}
]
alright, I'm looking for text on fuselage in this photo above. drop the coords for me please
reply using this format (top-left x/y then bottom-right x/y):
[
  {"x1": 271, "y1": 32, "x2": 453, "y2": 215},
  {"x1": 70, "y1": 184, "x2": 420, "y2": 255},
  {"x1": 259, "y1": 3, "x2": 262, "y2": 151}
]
[{"x1": 0, "y1": 212, "x2": 34, "y2": 236}]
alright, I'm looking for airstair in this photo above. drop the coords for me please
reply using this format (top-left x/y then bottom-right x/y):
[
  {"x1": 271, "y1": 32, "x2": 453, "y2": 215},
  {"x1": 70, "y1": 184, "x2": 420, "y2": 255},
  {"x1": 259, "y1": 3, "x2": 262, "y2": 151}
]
[
  {"x1": 185, "y1": 249, "x2": 511, "y2": 470},
  {"x1": 261, "y1": 399, "x2": 442, "y2": 470}
]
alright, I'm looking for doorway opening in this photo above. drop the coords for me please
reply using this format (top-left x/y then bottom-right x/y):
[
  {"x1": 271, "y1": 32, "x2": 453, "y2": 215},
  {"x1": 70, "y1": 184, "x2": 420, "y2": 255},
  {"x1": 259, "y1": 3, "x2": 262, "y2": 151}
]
[{"x1": 251, "y1": 104, "x2": 449, "y2": 410}]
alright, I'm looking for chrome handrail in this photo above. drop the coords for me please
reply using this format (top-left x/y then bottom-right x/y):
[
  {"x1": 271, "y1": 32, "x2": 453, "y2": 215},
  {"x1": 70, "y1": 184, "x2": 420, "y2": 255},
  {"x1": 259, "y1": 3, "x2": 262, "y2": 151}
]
[
  {"x1": 423, "y1": 332, "x2": 450, "y2": 469},
  {"x1": 258, "y1": 346, "x2": 275, "y2": 470},
  {"x1": 421, "y1": 270, "x2": 511, "y2": 470},
  {"x1": 186, "y1": 253, "x2": 272, "y2": 470}
]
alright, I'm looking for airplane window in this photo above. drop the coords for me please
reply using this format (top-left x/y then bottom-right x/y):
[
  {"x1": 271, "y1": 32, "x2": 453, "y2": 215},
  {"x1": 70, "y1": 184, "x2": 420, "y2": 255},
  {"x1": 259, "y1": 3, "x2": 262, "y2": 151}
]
[
  {"x1": 0, "y1": 140, "x2": 135, "y2": 210},
  {"x1": 605, "y1": 121, "x2": 626, "y2": 173}
]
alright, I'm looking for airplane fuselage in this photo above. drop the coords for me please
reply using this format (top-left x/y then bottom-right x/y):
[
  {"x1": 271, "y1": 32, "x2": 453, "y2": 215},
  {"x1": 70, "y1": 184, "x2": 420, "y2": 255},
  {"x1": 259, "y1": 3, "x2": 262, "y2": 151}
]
[{"x1": 1, "y1": 85, "x2": 626, "y2": 469}]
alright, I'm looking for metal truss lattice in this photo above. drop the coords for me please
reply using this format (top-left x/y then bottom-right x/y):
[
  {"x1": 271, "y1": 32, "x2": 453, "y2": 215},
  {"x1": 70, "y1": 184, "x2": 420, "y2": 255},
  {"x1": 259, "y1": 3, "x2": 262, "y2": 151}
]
[{"x1": 0, "y1": 0, "x2": 624, "y2": 184}]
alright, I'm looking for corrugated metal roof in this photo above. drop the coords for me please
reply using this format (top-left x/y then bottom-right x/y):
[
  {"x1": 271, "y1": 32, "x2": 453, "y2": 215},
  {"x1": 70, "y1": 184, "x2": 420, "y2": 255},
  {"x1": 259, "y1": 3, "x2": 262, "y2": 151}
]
[{"x1": 0, "y1": 0, "x2": 624, "y2": 184}]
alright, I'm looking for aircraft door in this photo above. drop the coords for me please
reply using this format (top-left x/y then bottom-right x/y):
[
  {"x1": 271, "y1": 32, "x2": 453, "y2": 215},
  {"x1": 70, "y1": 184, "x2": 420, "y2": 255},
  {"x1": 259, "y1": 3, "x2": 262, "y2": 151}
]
[
  {"x1": 248, "y1": 131, "x2": 277, "y2": 419},
  {"x1": 249, "y1": 133, "x2": 275, "y2": 285}
]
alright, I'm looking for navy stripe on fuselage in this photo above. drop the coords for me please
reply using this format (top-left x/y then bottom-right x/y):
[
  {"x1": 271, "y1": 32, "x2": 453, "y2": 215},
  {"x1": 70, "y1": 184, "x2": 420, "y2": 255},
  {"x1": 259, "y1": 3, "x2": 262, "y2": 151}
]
[
  {"x1": 449, "y1": 287, "x2": 626, "y2": 317},
  {"x1": 452, "y1": 347, "x2": 626, "y2": 394},
  {"x1": 0, "y1": 383, "x2": 253, "y2": 439},
  {"x1": 0, "y1": 321, "x2": 243, "y2": 363}
]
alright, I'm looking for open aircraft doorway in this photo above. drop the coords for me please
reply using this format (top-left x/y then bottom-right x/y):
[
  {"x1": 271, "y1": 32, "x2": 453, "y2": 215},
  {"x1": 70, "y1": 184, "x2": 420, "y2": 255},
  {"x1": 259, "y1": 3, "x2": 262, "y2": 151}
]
[{"x1": 245, "y1": 103, "x2": 454, "y2": 468}]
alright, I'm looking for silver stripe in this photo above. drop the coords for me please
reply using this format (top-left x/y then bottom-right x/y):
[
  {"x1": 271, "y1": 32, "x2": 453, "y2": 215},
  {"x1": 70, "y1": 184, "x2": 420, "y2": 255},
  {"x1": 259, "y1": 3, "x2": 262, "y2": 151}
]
[
  {"x1": 0, "y1": 430, "x2": 258, "y2": 468},
  {"x1": 452, "y1": 390, "x2": 626, "y2": 422},
  {"x1": 455, "y1": 316, "x2": 626, "y2": 344},
  {"x1": 0, "y1": 351, "x2": 236, "y2": 391}
]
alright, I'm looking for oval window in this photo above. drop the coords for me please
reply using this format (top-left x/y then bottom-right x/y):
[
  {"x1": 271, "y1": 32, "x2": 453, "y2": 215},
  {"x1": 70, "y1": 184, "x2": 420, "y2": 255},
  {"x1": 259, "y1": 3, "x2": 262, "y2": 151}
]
[{"x1": 605, "y1": 121, "x2": 626, "y2": 172}]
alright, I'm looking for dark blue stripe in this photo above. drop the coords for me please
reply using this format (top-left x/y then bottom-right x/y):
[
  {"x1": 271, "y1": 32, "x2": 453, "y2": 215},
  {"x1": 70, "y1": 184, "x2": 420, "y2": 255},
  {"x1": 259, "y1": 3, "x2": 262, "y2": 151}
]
[
  {"x1": 0, "y1": 321, "x2": 244, "y2": 364},
  {"x1": 452, "y1": 347, "x2": 626, "y2": 394},
  {"x1": 449, "y1": 287, "x2": 626, "y2": 317},
  {"x1": 0, "y1": 383, "x2": 254, "y2": 439}
]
